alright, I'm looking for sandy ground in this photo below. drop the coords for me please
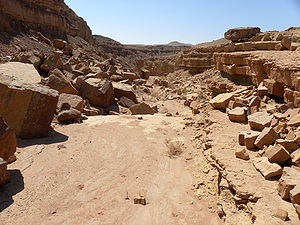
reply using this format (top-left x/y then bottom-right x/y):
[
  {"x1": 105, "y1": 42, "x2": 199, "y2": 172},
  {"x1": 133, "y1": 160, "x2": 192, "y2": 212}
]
[{"x1": 0, "y1": 101, "x2": 222, "y2": 225}]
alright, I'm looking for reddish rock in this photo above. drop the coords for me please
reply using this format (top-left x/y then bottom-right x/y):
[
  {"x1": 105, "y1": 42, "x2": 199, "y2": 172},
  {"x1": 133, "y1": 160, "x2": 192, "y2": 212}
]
[
  {"x1": 57, "y1": 94, "x2": 84, "y2": 113},
  {"x1": 80, "y1": 78, "x2": 114, "y2": 107},
  {"x1": 121, "y1": 72, "x2": 138, "y2": 81},
  {"x1": 248, "y1": 112, "x2": 272, "y2": 131},
  {"x1": 224, "y1": 27, "x2": 261, "y2": 42},
  {"x1": 254, "y1": 127, "x2": 277, "y2": 149},
  {"x1": 129, "y1": 102, "x2": 155, "y2": 115},
  {"x1": 46, "y1": 69, "x2": 78, "y2": 95},
  {"x1": 276, "y1": 139, "x2": 298, "y2": 153},
  {"x1": 0, "y1": 74, "x2": 59, "y2": 138},
  {"x1": 57, "y1": 108, "x2": 81, "y2": 123},
  {"x1": 0, "y1": 116, "x2": 16, "y2": 161},
  {"x1": 0, "y1": 158, "x2": 10, "y2": 186},
  {"x1": 263, "y1": 79, "x2": 284, "y2": 98},
  {"x1": 291, "y1": 150, "x2": 300, "y2": 167},
  {"x1": 290, "y1": 185, "x2": 300, "y2": 205},
  {"x1": 118, "y1": 96, "x2": 135, "y2": 108},
  {"x1": 249, "y1": 96, "x2": 261, "y2": 107},
  {"x1": 264, "y1": 144, "x2": 290, "y2": 165},
  {"x1": 238, "y1": 131, "x2": 248, "y2": 145},
  {"x1": 40, "y1": 53, "x2": 63, "y2": 72}
]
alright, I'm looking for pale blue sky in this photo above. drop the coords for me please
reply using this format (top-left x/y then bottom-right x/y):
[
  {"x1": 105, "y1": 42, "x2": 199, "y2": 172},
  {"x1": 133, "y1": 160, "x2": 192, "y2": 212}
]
[{"x1": 65, "y1": 0, "x2": 300, "y2": 45}]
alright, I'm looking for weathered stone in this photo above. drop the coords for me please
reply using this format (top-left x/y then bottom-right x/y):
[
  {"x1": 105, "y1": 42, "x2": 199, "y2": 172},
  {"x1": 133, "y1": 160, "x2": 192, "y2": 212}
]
[
  {"x1": 0, "y1": 74, "x2": 59, "y2": 138},
  {"x1": 264, "y1": 144, "x2": 290, "y2": 165},
  {"x1": 0, "y1": 116, "x2": 16, "y2": 161},
  {"x1": 294, "y1": 204, "x2": 300, "y2": 219},
  {"x1": 292, "y1": 150, "x2": 300, "y2": 167},
  {"x1": 57, "y1": 94, "x2": 84, "y2": 113},
  {"x1": 121, "y1": 72, "x2": 138, "y2": 81},
  {"x1": 80, "y1": 78, "x2": 114, "y2": 107},
  {"x1": 290, "y1": 185, "x2": 300, "y2": 205},
  {"x1": 45, "y1": 69, "x2": 78, "y2": 95},
  {"x1": 140, "y1": 69, "x2": 150, "y2": 80},
  {"x1": 0, "y1": 62, "x2": 41, "y2": 84},
  {"x1": 288, "y1": 114, "x2": 300, "y2": 127},
  {"x1": 290, "y1": 42, "x2": 300, "y2": 51},
  {"x1": 53, "y1": 39, "x2": 67, "y2": 50},
  {"x1": 257, "y1": 85, "x2": 269, "y2": 97},
  {"x1": 238, "y1": 131, "x2": 248, "y2": 145},
  {"x1": 72, "y1": 76, "x2": 84, "y2": 91},
  {"x1": 249, "y1": 96, "x2": 261, "y2": 107},
  {"x1": 281, "y1": 37, "x2": 292, "y2": 50},
  {"x1": 209, "y1": 93, "x2": 234, "y2": 109},
  {"x1": 248, "y1": 112, "x2": 272, "y2": 131},
  {"x1": 274, "y1": 121, "x2": 286, "y2": 133},
  {"x1": 254, "y1": 127, "x2": 277, "y2": 149},
  {"x1": 227, "y1": 107, "x2": 247, "y2": 122},
  {"x1": 272, "y1": 209, "x2": 289, "y2": 221},
  {"x1": 244, "y1": 131, "x2": 260, "y2": 150},
  {"x1": 235, "y1": 148, "x2": 250, "y2": 160},
  {"x1": 0, "y1": 158, "x2": 10, "y2": 186},
  {"x1": 133, "y1": 197, "x2": 146, "y2": 205},
  {"x1": 278, "y1": 167, "x2": 300, "y2": 199},
  {"x1": 224, "y1": 27, "x2": 261, "y2": 42},
  {"x1": 40, "y1": 53, "x2": 63, "y2": 72},
  {"x1": 253, "y1": 157, "x2": 282, "y2": 179},
  {"x1": 276, "y1": 139, "x2": 298, "y2": 153},
  {"x1": 57, "y1": 108, "x2": 81, "y2": 123},
  {"x1": 118, "y1": 96, "x2": 135, "y2": 108},
  {"x1": 263, "y1": 79, "x2": 284, "y2": 98},
  {"x1": 112, "y1": 82, "x2": 137, "y2": 103},
  {"x1": 129, "y1": 102, "x2": 155, "y2": 115}
]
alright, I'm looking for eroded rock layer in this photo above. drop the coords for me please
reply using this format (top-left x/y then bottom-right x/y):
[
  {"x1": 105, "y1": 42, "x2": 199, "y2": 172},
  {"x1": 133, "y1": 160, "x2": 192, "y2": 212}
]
[{"x1": 0, "y1": 0, "x2": 92, "y2": 42}]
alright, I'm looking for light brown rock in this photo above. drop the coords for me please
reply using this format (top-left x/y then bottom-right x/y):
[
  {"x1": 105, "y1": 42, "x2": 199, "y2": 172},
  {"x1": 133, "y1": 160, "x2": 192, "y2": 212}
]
[
  {"x1": 118, "y1": 96, "x2": 135, "y2": 108},
  {"x1": 291, "y1": 150, "x2": 300, "y2": 167},
  {"x1": 224, "y1": 27, "x2": 261, "y2": 42},
  {"x1": 263, "y1": 79, "x2": 284, "y2": 98},
  {"x1": 238, "y1": 131, "x2": 248, "y2": 145},
  {"x1": 272, "y1": 209, "x2": 289, "y2": 221},
  {"x1": 278, "y1": 167, "x2": 300, "y2": 200},
  {"x1": 57, "y1": 108, "x2": 81, "y2": 123},
  {"x1": 57, "y1": 94, "x2": 84, "y2": 113},
  {"x1": 264, "y1": 144, "x2": 290, "y2": 165},
  {"x1": 248, "y1": 112, "x2": 272, "y2": 131},
  {"x1": 129, "y1": 102, "x2": 155, "y2": 115},
  {"x1": 249, "y1": 96, "x2": 261, "y2": 107},
  {"x1": 112, "y1": 82, "x2": 137, "y2": 103},
  {"x1": 244, "y1": 131, "x2": 260, "y2": 150},
  {"x1": 253, "y1": 157, "x2": 282, "y2": 179},
  {"x1": 235, "y1": 148, "x2": 249, "y2": 160},
  {"x1": 276, "y1": 139, "x2": 298, "y2": 153},
  {"x1": 0, "y1": 158, "x2": 9, "y2": 186},
  {"x1": 254, "y1": 127, "x2": 277, "y2": 149},
  {"x1": 0, "y1": 74, "x2": 59, "y2": 138},
  {"x1": 80, "y1": 78, "x2": 114, "y2": 107},
  {"x1": 281, "y1": 37, "x2": 292, "y2": 50},
  {"x1": 46, "y1": 69, "x2": 78, "y2": 95},
  {"x1": 288, "y1": 114, "x2": 300, "y2": 127},
  {"x1": 0, "y1": 62, "x2": 41, "y2": 84},
  {"x1": 209, "y1": 93, "x2": 234, "y2": 109},
  {"x1": 227, "y1": 107, "x2": 247, "y2": 122},
  {"x1": 40, "y1": 53, "x2": 63, "y2": 72},
  {"x1": 0, "y1": 116, "x2": 16, "y2": 162},
  {"x1": 121, "y1": 72, "x2": 138, "y2": 81},
  {"x1": 290, "y1": 185, "x2": 300, "y2": 205}
]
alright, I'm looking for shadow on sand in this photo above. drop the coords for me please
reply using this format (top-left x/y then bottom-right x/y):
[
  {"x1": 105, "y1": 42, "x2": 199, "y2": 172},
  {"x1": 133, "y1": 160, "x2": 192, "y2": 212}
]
[
  {"x1": 17, "y1": 129, "x2": 69, "y2": 148},
  {"x1": 0, "y1": 170, "x2": 24, "y2": 212}
]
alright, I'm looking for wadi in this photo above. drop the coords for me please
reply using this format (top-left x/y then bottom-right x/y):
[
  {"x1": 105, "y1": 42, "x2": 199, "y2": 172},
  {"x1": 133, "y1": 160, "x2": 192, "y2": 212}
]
[{"x1": 0, "y1": 1, "x2": 299, "y2": 225}]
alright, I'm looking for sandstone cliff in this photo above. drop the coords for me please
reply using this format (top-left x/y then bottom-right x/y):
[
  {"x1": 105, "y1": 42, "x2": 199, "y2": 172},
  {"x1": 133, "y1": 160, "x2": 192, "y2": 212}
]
[{"x1": 0, "y1": 0, "x2": 92, "y2": 42}]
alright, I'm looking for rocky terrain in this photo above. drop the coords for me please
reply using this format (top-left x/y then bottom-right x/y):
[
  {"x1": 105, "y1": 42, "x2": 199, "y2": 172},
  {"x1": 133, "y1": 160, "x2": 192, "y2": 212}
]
[{"x1": 0, "y1": 1, "x2": 299, "y2": 225}]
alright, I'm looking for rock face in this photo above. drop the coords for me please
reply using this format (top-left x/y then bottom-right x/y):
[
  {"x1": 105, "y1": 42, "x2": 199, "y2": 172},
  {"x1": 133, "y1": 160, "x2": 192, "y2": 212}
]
[
  {"x1": 224, "y1": 27, "x2": 261, "y2": 42},
  {"x1": 0, "y1": 62, "x2": 41, "y2": 84},
  {"x1": 0, "y1": 0, "x2": 93, "y2": 42},
  {"x1": 80, "y1": 78, "x2": 114, "y2": 107},
  {"x1": 0, "y1": 74, "x2": 59, "y2": 138},
  {"x1": 0, "y1": 116, "x2": 16, "y2": 161}
]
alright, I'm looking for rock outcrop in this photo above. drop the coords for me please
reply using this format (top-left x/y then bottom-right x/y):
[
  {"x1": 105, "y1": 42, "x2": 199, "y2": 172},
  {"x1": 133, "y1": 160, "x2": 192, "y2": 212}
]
[{"x1": 0, "y1": 0, "x2": 93, "y2": 42}]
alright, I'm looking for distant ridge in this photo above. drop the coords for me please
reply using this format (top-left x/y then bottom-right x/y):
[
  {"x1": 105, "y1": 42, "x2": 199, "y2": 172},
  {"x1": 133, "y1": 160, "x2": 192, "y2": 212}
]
[{"x1": 166, "y1": 41, "x2": 193, "y2": 47}]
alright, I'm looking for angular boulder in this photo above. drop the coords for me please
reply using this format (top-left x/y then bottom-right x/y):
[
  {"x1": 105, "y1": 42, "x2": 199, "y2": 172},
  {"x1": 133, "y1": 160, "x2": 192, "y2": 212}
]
[
  {"x1": 291, "y1": 150, "x2": 300, "y2": 167},
  {"x1": 113, "y1": 82, "x2": 137, "y2": 103},
  {"x1": 264, "y1": 144, "x2": 290, "y2": 165},
  {"x1": 57, "y1": 94, "x2": 84, "y2": 113},
  {"x1": 227, "y1": 107, "x2": 247, "y2": 122},
  {"x1": 129, "y1": 102, "x2": 155, "y2": 115},
  {"x1": 224, "y1": 27, "x2": 261, "y2": 42},
  {"x1": 118, "y1": 96, "x2": 135, "y2": 108},
  {"x1": 209, "y1": 93, "x2": 234, "y2": 110},
  {"x1": 253, "y1": 157, "x2": 282, "y2": 179},
  {"x1": 80, "y1": 78, "x2": 114, "y2": 107},
  {"x1": 254, "y1": 127, "x2": 277, "y2": 149},
  {"x1": 0, "y1": 62, "x2": 41, "y2": 84},
  {"x1": 244, "y1": 131, "x2": 260, "y2": 150},
  {"x1": 45, "y1": 69, "x2": 78, "y2": 95},
  {"x1": 248, "y1": 112, "x2": 272, "y2": 131},
  {"x1": 121, "y1": 72, "x2": 138, "y2": 81},
  {"x1": 0, "y1": 74, "x2": 59, "y2": 138},
  {"x1": 288, "y1": 114, "x2": 300, "y2": 127},
  {"x1": 0, "y1": 116, "x2": 16, "y2": 161},
  {"x1": 278, "y1": 167, "x2": 300, "y2": 200},
  {"x1": 57, "y1": 108, "x2": 81, "y2": 123},
  {"x1": 40, "y1": 53, "x2": 63, "y2": 72}
]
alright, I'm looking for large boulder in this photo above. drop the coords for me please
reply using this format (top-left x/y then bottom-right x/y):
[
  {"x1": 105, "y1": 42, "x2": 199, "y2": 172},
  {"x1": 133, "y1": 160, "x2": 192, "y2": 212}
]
[
  {"x1": 227, "y1": 107, "x2": 247, "y2": 122},
  {"x1": 0, "y1": 62, "x2": 41, "y2": 84},
  {"x1": 253, "y1": 157, "x2": 282, "y2": 179},
  {"x1": 0, "y1": 116, "x2": 16, "y2": 161},
  {"x1": 0, "y1": 74, "x2": 59, "y2": 138},
  {"x1": 224, "y1": 27, "x2": 261, "y2": 42},
  {"x1": 254, "y1": 127, "x2": 277, "y2": 149},
  {"x1": 40, "y1": 53, "x2": 63, "y2": 72},
  {"x1": 57, "y1": 108, "x2": 81, "y2": 123},
  {"x1": 264, "y1": 144, "x2": 290, "y2": 165},
  {"x1": 112, "y1": 82, "x2": 137, "y2": 103},
  {"x1": 80, "y1": 78, "x2": 114, "y2": 107},
  {"x1": 248, "y1": 112, "x2": 272, "y2": 131},
  {"x1": 209, "y1": 93, "x2": 234, "y2": 109},
  {"x1": 278, "y1": 167, "x2": 300, "y2": 200},
  {"x1": 45, "y1": 69, "x2": 78, "y2": 95}
]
